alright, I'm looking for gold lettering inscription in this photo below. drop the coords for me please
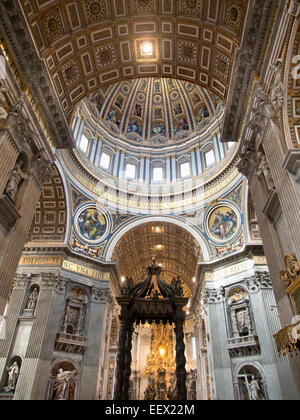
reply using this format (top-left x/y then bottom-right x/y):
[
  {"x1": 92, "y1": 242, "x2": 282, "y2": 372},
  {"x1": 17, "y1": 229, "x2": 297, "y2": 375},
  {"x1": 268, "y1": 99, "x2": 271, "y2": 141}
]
[
  {"x1": 19, "y1": 256, "x2": 63, "y2": 265},
  {"x1": 62, "y1": 260, "x2": 110, "y2": 281}
]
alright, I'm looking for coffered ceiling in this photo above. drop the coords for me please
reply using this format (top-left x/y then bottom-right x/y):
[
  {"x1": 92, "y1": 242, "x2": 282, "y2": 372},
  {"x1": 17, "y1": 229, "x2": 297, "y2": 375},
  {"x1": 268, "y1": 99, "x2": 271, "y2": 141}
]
[
  {"x1": 112, "y1": 221, "x2": 202, "y2": 293},
  {"x1": 20, "y1": 0, "x2": 248, "y2": 121}
]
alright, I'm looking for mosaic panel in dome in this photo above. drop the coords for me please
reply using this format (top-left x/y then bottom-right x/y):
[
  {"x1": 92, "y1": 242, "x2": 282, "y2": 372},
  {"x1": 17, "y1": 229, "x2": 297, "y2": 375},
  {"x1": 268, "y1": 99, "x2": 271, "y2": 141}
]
[{"x1": 87, "y1": 78, "x2": 224, "y2": 145}]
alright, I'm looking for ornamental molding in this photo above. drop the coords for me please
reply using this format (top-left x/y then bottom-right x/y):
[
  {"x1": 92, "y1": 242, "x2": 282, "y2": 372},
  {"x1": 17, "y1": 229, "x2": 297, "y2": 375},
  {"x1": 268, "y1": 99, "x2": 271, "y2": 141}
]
[
  {"x1": 282, "y1": 149, "x2": 300, "y2": 179},
  {"x1": 40, "y1": 272, "x2": 60, "y2": 290},
  {"x1": 62, "y1": 146, "x2": 240, "y2": 208},
  {"x1": 237, "y1": 84, "x2": 278, "y2": 179},
  {"x1": 13, "y1": 273, "x2": 31, "y2": 288},
  {"x1": 0, "y1": 1, "x2": 73, "y2": 149},
  {"x1": 91, "y1": 286, "x2": 111, "y2": 304},
  {"x1": 202, "y1": 287, "x2": 225, "y2": 304},
  {"x1": 246, "y1": 271, "x2": 272, "y2": 293},
  {"x1": 222, "y1": 0, "x2": 277, "y2": 143}
]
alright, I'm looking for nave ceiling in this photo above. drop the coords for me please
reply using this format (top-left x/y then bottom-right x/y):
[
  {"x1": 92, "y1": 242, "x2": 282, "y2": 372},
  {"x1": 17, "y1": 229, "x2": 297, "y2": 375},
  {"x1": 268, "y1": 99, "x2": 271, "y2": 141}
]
[{"x1": 19, "y1": 0, "x2": 248, "y2": 121}]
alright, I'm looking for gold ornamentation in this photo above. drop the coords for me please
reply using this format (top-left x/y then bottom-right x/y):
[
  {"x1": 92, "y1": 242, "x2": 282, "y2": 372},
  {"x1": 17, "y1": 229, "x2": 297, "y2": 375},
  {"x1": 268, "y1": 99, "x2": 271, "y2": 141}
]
[
  {"x1": 141, "y1": 324, "x2": 176, "y2": 389},
  {"x1": 62, "y1": 260, "x2": 110, "y2": 281},
  {"x1": 273, "y1": 321, "x2": 300, "y2": 356},
  {"x1": 280, "y1": 254, "x2": 300, "y2": 289}
]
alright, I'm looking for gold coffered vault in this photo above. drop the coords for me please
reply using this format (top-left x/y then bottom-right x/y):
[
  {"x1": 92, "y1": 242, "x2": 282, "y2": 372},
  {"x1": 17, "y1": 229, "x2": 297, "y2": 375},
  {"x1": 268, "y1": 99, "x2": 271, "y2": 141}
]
[{"x1": 0, "y1": 0, "x2": 299, "y2": 402}]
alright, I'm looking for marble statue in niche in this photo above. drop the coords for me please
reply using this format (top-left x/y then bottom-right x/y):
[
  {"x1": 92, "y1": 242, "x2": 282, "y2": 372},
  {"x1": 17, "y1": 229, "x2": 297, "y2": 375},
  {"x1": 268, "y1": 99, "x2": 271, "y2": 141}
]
[
  {"x1": 237, "y1": 367, "x2": 267, "y2": 400},
  {"x1": 236, "y1": 308, "x2": 251, "y2": 336},
  {"x1": 256, "y1": 151, "x2": 275, "y2": 191},
  {"x1": 52, "y1": 368, "x2": 77, "y2": 400},
  {"x1": 4, "y1": 160, "x2": 26, "y2": 202},
  {"x1": 26, "y1": 287, "x2": 39, "y2": 311},
  {"x1": 62, "y1": 288, "x2": 88, "y2": 336},
  {"x1": 3, "y1": 361, "x2": 19, "y2": 393},
  {"x1": 0, "y1": 86, "x2": 9, "y2": 126},
  {"x1": 228, "y1": 289, "x2": 253, "y2": 338},
  {"x1": 249, "y1": 375, "x2": 265, "y2": 400}
]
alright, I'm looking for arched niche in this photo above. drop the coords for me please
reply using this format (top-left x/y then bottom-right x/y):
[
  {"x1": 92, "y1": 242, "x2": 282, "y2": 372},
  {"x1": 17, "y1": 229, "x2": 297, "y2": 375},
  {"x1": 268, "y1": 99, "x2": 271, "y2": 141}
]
[
  {"x1": 0, "y1": 355, "x2": 22, "y2": 394},
  {"x1": 233, "y1": 362, "x2": 268, "y2": 400},
  {"x1": 225, "y1": 286, "x2": 255, "y2": 339},
  {"x1": 22, "y1": 284, "x2": 40, "y2": 316},
  {"x1": 60, "y1": 286, "x2": 89, "y2": 337},
  {"x1": 47, "y1": 360, "x2": 79, "y2": 401}
]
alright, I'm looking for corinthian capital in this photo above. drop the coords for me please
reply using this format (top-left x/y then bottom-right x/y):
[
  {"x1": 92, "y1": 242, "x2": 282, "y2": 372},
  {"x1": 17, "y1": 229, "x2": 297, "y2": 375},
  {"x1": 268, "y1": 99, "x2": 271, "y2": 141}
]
[
  {"x1": 91, "y1": 287, "x2": 111, "y2": 304},
  {"x1": 246, "y1": 271, "x2": 272, "y2": 292},
  {"x1": 40, "y1": 272, "x2": 59, "y2": 289},
  {"x1": 13, "y1": 273, "x2": 31, "y2": 288},
  {"x1": 203, "y1": 287, "x2": 225, "y2": 304}
]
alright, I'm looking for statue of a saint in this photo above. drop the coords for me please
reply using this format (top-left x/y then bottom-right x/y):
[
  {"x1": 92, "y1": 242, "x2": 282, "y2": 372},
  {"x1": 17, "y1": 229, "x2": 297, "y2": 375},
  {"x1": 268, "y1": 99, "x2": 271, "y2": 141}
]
[
  {"x1": 172, "y1": 276, "x2": 184, "y2": 297},
  {"x1": 256, "y1": 152, "x2": 275, "y2": 191},
  {"x1": 26, "y1": 288, "x2": 39, "y2": 311},
  {"x1": 270, "y1": 59, "x2": 284, "y2": 112},
  {"x1": 167, "y1": 385, "x2": 176, "y2": 400},
  {"x1": 121, "y1": 277, "x2": 134, "y2": 296},
  {"x1": 237, "y1": 308, "x2": 251, "y2": 336},
  {"x1": 3, "y1": 361, "x2": 20, "y2": 393},
  {"x1": 52, "y1": 368, "x2": 77, "y2": 400},
  {"x1": 156, "y1": 369, "x2": 167, "y2": 400},
  {"x1": 5, "y1": 160, "x2": 25, "y2": 202},
  {"x1": 0, "y1": 86, "x2": 9, "y2": 126},
  {"x1": 249, "y1": 376, "x2": 264, "y2": 400},
  {"x1": 144, "y1": 374, "x2": 156, "y2": 400}
]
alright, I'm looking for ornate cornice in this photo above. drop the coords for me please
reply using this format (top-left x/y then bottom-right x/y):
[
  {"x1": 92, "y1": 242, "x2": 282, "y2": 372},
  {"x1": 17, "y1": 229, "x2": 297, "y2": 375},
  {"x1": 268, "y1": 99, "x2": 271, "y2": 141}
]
[
  {"x1": 0, "y1": 1, "x2": 74, "y2": 149},
  {"x1": 61, "y1": 146, "x2": 241, "y2": 213},
  {"x1": 221, "y1": 0, "x2": 278, "y2": 143}
]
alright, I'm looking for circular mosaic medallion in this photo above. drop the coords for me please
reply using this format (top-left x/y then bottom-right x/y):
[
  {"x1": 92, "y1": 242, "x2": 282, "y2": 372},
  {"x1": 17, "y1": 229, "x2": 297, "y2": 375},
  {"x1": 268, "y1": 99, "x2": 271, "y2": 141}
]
[
  {"x1": 185, "y1": 82, "x2": 194, "y2": 92},
  {"x1": 121, "y1": 83, "x2": 131, "y2": 96},
  {"x1": 170, "y1": 90, "x2": 179, "y2": 101},
  {"x1": 137, "y1": 92, "x2": 146, "y2": 103},
  {"x1": 74, "y1": 206, "x2": 110, "y2": 244},
  {"x1": 153, "y1": 94, "x2": 162, "y2": 105},
  {"x1": 207, "y1": 205, "x2": 240, "y2": 242}
]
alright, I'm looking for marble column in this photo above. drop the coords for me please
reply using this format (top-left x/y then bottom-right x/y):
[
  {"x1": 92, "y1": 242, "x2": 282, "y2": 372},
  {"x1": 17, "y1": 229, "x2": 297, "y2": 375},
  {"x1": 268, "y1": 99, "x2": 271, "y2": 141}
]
[
  {"x1": 114, "y1": 319, "x2": 128, "y2": 400},
  {"x1": 175, "y1": 320, "x2": 187, "y2": 400},
  {"x1": 79, "y1": 285, "x2": 110, "y2": 400},
  {"x1": 122, "y1": 320, "x2": 134, "y2": 400},
  {"x1": 14, "y1": 273, "x2": 61, "y2": 400},
  {"x1": 0, "y1": 98, "x2": 54, "y2": 316}
]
